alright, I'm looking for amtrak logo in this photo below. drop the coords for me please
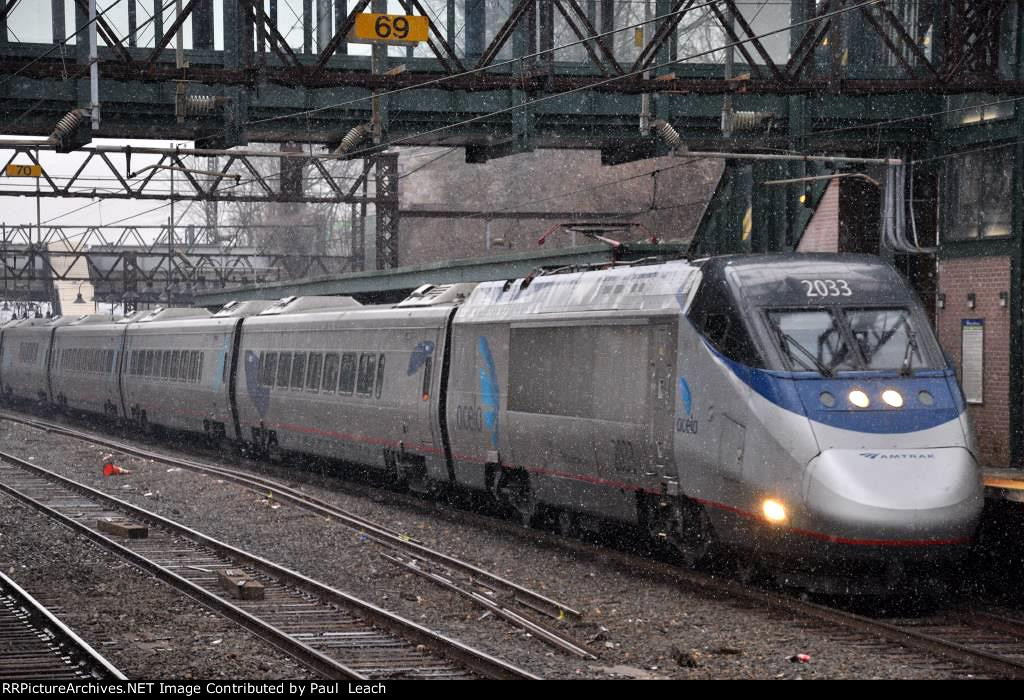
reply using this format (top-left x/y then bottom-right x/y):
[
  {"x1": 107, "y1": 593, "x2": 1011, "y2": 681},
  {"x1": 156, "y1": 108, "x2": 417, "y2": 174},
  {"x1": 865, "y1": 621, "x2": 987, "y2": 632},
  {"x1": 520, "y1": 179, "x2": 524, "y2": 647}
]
[
  {"x1": 477, "y1": 336, "x2": 500, "y2": 449},
  {"x1": 859, "y1": 452, "x2": 936, "y2": 460},
  {"x1": 406, "y1": 340, "x2": 435, "y2": 375},
  {"x1": 244, "y1": 350, "x2": 270, "y2": 418}
]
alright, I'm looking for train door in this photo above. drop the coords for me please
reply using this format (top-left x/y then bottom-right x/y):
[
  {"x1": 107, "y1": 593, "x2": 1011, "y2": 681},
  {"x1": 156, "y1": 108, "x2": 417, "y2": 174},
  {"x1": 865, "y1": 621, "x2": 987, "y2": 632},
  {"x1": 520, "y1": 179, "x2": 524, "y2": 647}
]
[
  {"x1": 418, "y1": 324, "x2": 447, "y2": 483},
  {"x1": 649, "y1": 321, "x2": 678, "y2": 488}
]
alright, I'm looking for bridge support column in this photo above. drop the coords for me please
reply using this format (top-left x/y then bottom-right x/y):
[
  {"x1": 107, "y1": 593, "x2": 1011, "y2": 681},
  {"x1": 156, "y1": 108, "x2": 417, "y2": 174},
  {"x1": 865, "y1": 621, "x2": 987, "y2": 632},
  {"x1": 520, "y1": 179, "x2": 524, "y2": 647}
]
[
  {"x1": 194, "y1": 0, "x2": 214, "y2": 50},
  {"x1": 466, "y1": 0, "x2": 486, "y2": 62},
  {"x1": 374, "y1": 153, "x2": 399, "y2": 270}
]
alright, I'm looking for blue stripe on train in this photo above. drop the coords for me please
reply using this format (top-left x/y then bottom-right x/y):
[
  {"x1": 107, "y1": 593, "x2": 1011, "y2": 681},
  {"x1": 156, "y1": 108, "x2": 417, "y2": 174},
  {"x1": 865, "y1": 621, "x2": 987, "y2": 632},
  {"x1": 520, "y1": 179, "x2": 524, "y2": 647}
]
[{"x1": 706, "y1": 343, "x2": 963, "y2": 434}]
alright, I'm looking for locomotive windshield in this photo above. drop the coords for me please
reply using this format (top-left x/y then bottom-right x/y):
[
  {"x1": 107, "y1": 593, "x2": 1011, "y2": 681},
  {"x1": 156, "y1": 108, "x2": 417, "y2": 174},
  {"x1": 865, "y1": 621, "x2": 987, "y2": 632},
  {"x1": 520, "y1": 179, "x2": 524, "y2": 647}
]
[
  {"x1": 765, "y1": 306, "x2": 933, "y2": 374},
  {"x1": 766, "y1": 310, "x2": 855, "y2": 375}
]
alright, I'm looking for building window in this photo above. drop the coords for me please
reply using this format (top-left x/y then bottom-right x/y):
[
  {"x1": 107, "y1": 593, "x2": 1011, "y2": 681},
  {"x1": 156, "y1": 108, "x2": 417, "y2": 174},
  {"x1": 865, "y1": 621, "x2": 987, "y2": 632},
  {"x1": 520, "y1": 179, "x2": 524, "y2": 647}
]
[
  {"x1": 943, "y1": 145, "x2": 1014, "y2": 240},
  {"x1": 945, "y1": 94, "x2": 1015, "y2": 127}
]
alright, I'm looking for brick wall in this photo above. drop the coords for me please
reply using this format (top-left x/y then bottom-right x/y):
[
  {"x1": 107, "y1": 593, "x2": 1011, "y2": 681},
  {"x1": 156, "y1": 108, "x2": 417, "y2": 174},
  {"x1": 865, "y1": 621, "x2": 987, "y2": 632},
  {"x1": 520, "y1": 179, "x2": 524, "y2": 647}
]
[
  {"x1": 796, "y1": 179, "x2": 840, "y2": 252},
  {"x1": 936, "y1": 256, "x2": 1012, "y2": 467}
]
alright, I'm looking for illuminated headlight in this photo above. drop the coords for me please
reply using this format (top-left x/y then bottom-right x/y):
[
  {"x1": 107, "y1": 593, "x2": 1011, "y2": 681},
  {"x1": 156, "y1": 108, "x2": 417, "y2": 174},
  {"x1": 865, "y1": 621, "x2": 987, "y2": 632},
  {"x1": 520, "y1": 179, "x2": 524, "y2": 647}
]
[
  {"x1": 881, "y1": 389, "x2": 904, "y2": 408},
  {"x1": 848, "y1": 389, "x2": 870, "y2": 408},
  {"x1": 762, "y1": 499, "x2": 788, "y2": 524}
]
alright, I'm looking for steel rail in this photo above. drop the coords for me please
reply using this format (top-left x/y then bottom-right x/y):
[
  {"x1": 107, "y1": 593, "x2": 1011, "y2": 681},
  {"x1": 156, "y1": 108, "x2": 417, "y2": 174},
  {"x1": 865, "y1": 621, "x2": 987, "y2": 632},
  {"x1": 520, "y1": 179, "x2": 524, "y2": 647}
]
[
  {"x1": 6, "y1": 410, "x2": 1024, "y2": 677},
  {"x1": 0, "y1": 457, "x2": 366, "y2": 681},
  {"x1": 0, "y1": 448, "x2": 538, "y2": 680},
  {"x1": 0, "y1": 410, "x2": 581, "y2": 622},
  {"x1": 0, "y1": 569, "x2": 126, "y2": 681}
]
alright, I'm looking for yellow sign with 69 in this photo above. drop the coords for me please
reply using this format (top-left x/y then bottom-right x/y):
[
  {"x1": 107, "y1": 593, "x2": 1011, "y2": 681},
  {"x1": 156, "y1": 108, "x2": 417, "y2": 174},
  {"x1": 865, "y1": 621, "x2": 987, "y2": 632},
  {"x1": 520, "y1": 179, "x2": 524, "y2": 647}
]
[{"x1": 349, "y1": 13, "x2": 429, "y2": 45}]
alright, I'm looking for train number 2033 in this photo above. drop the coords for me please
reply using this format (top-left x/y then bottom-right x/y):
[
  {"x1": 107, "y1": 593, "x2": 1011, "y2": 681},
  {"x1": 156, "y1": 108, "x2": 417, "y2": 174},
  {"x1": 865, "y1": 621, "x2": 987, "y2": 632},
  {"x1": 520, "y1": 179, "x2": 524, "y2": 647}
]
[{"x1": 800, "y1": 279, "x2": 852, "y2": 297}]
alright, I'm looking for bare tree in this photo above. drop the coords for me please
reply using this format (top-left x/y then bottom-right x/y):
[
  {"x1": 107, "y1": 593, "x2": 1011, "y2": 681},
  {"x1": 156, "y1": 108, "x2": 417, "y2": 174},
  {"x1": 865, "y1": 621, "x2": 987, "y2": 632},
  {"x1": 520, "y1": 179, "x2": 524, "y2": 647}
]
[{"x1": 186, "y1": 147, "x2": 359, "y2": 259}]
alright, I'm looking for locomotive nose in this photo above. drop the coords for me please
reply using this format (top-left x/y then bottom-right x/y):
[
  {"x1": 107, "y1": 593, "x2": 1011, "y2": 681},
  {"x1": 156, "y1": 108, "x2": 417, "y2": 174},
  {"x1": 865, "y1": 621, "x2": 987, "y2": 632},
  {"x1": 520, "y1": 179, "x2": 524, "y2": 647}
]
[{"x1": 801, "y1": 448, "x2": 983, "y2": 543}]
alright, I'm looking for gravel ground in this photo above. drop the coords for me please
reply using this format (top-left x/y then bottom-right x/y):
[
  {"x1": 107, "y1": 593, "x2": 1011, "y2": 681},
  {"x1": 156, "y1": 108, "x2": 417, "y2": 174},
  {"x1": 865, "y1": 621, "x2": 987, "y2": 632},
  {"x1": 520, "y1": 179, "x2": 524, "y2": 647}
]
[
  {"x1": 0, "y1": 418, "x2": 978, "y2": 679},
  {"x1": 0, "y1": 491, "x2": 315, "y2": 679}
]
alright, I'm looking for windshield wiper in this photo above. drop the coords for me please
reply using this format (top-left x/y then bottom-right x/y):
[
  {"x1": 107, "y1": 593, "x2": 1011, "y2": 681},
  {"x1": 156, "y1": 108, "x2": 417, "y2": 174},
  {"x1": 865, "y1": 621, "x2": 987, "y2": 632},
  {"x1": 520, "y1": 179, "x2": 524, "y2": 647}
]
[
  {"x1": 900, "y1": 331, "x2": 918, "y2": 377},
  {"x1": 769, "y1": 321, "x2": 834, "y2": 377}
]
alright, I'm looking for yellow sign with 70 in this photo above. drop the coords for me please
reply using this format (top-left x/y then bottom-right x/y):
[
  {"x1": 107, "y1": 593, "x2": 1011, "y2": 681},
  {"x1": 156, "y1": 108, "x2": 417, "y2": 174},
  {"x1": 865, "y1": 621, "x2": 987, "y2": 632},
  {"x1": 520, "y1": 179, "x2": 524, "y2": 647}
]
[
  {"x1": 349, "y1": 13, "x2": 429, "y2": 45},
  {"x1": 5, "y1": 164, "x2": 43, "y2": 177}
]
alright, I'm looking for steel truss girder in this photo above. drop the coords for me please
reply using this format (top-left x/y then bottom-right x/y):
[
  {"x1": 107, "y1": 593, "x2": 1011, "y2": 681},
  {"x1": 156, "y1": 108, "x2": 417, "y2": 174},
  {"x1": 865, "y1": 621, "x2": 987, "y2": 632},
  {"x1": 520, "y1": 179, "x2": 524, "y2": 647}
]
[
  {"x1": 0, "y1": 223, "x2": 357, "y2": 303},
  {"x1": 255, "y1": 0, "x2": 467, "y2": 77},
  {"x1": 0, "y1": 223, "x2": 327, "y2": 253},
  {"x1": 0, "y1": 2, "x2": 1020, "y2": 159},
  {"x1": 2, "y1": 2, "x2": 1016, "y2": 90},
  {"x1": 5, "y1": 54, "x2": 1024, "y2": 97},
  {"x1": 0, "y1": 145, "x2": 383, "y2": 204},
  {"x1": 942, "y1": 0, "x2": 1012, "y2": 81}
]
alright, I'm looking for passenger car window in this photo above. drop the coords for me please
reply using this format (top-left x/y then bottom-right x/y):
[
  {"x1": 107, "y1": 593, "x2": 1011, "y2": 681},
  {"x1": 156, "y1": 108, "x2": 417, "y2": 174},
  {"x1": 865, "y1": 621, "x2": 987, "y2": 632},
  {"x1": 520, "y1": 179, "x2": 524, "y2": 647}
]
[
  {"x1": 338, "y1": 353, "x2": 356, "y2": 394},
  {"x1": 356, "y1": 353, "x2": 376, "y2": 397},
  {"x1": 262, "y1": 352, "x2": 278, "y2": 387},
  {"x1": 277, "y1": 352, "x2": 292, "y2": 388},
  {"x1": 322, "y1": 353, "x2": 340, "y2": 393},
  {"x1": 305, "y1": 353, "x2": 322, "y2": 392},
  {"x1": 291, "y1": 353, "x2": 306, "y2": 389},
  {"x1": 375, "y1": 354, "x2": 385, "y2": 399}
]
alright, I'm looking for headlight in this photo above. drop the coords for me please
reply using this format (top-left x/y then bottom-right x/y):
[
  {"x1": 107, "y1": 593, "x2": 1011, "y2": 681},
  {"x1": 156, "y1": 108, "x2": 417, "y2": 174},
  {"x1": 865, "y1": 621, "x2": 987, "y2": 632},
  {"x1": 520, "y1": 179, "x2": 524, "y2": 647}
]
[
  {"x1": 881, "y1": 389, "x2": 904, "y2": 408},
  {"x1": 848, "y1": 389, "x2": 870, "y2": 408},
  {"x1": 762, "y1": 498, "x2": 787, "y2": 524}
]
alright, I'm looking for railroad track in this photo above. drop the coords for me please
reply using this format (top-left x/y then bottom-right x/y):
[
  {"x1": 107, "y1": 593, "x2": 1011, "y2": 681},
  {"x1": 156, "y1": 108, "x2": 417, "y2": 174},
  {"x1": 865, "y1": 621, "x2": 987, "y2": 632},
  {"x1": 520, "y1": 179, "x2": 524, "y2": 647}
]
[
  {"x1": 0, "y1": 569, "x2": 125, "y2": 681},
  {"x1": 552, "y1": 531, "x2": 1024, "y2": 679},
  {"x1": 0, "y1": 410, "x2": 591, "y2": 659},
  {"x1": 0, "y1": 447, "x2": 537, "y2": 680},
  {"x1": 12, "y1": 409, "x2": 1024, "y2": 678}
]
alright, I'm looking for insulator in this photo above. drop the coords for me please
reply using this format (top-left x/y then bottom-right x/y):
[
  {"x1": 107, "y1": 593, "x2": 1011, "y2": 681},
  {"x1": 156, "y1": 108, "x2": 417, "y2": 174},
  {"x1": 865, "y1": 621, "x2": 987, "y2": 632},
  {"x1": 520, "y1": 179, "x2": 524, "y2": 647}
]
[
  {"x1": 731, "y1": 111, "x2": 774, "y2": 131},
  {"x1": 333, "y1": 124, "x2": 371, "y2": 155},
  {"x1": 50, "y1": 110, "x2": 85, "y2": 140},
  {"x1": 653, "y1": 119, "x2": 682, "y2": 148},
  {"x1": 184, "y1": 95, "x2": 219, "y2": 116}
]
